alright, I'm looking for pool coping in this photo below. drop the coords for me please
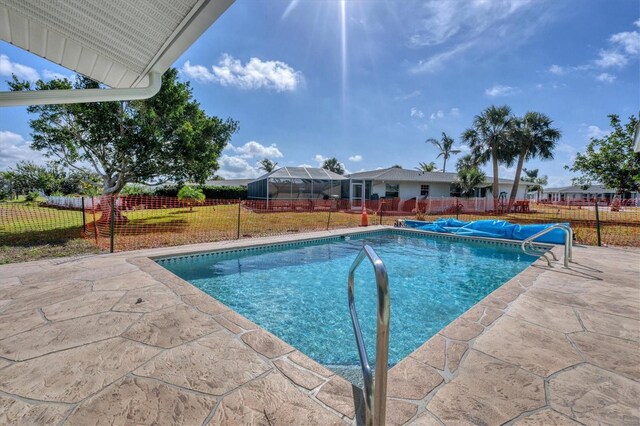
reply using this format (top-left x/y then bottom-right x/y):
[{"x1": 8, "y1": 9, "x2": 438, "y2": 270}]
[{"x1": 135, "y1": 225, "x2": 563, "y2": 423}]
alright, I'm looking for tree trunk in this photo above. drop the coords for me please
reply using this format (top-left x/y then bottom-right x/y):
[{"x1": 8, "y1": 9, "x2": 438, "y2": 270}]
[
  {"x1": 98, "y1": 194, "x2": 128, "y2": 223},
  {"x1": 492, "y1": 148, "x2": 499, "y2": 211},
  {"x1": 442, "y1": 157, "x2": 447, "y2": 173},
  {"x1": 507, "y1": 150, "x2": 527, "y2": 212}
]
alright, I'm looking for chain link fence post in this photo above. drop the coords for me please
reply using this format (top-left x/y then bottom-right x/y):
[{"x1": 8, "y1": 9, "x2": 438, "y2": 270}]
[
  {"x1": 109, "y1": 194, "x2": 115, "y2": 253},
  {"x1": 236, "y1": 200, "x2": 241, "y2": 239},
  {"x1": 81, "y1": 197, "x2": 86, "y2": 234},
  {"x1": 91, "y1": 197, "x2": 99, "y2": 245},
  {"x1": 594, "y1": 200, "x2": 602, "y2": 246}
]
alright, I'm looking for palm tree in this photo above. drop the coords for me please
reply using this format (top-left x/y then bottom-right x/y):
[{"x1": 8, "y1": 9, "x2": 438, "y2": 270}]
[
  {"x1": 321, "y1": 157, "x2": 345, "y2": 175},
  {"x1": 258, "y1": 158, "x2": 278, "y2": 173},
  {"x1": 426, "y1": 132, "x2": 460, "y2": 173},
  {"x1": 521, "y1": 168, "x2": 548, "y2": 201},
  {"x1": 415, "y1": 162, "x2": 437, "y2": 172},
  {"x1": 462, "y1": 105, "x2": 515, "y2": 209},
  {"x1": 507, "y1": 112, "x2": 561, "y2": 210},
  {"x1": 456, "y1": 166, "x2": 487, "y2": 198},
  {"x1": 455, "y1": 154, "x2": 479, "y2": 172}
]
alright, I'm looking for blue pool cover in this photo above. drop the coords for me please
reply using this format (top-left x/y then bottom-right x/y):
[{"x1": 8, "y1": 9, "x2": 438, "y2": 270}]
[{"x1": 403, "y1": 218, "x2": 570, "y2": 244}]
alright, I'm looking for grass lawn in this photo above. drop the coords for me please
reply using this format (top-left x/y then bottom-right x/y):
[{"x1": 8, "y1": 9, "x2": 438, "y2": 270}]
[{"x1": 2, "y1": 199, "x2": 638, "y2": 264}]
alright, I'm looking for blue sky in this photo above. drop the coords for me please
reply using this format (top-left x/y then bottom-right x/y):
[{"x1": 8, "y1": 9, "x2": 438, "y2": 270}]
[{"x1": 1, "y1": 0, "x2": 638, "y2": 188}]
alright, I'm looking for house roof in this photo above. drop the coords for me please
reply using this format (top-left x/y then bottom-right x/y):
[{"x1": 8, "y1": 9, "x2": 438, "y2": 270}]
[
  {"x1": 0, "y1": 0, "x2": 234, "y2": 89},
  {"x1": 204, "y1": 179, "x2": 252, "y2": 187},
  {"x1": 544, "y1": 184, "x2": 621, "y2": 194},
  {"x1": 347, "y1": 167, "x2": 515, "y2": 185},
  {"x1": 252, "y1": 167, "x2": 348, "y2": 182}
]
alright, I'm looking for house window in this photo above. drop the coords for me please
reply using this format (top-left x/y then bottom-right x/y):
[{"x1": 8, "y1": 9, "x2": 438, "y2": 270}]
[
  {"x1": 449, "y1": 184, "x2": 462, "y2": 197},
  {"x1": 420, "y1": 184, "x2": 429, "y2": 197},
  {"x1": 385, "y1": 184, "x2": 399, "y2": 198}
]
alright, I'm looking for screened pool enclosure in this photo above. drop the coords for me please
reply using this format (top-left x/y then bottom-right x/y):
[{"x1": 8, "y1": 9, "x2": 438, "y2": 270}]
[{"x1": 248, "y1": 167, "x2": 347, "y2": 200}]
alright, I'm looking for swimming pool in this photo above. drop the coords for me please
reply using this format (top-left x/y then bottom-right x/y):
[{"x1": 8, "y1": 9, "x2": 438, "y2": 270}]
[{"x1": 157, "y1": 230, "x2": 538, "y2": 382}]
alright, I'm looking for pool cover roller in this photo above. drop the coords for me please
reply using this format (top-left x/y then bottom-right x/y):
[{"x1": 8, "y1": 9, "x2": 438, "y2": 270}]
[{"x1": 403, "y1": 218, "x2": 570, "y2": 244}]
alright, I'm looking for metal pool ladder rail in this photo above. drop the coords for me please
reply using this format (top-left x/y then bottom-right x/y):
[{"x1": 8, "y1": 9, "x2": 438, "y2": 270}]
[
  {"x1": 348, "y1": 245, "x2": 390, "y2": 426},
  {"x1": 521, "y1": 224, "x2": 573, "y2": 267}
]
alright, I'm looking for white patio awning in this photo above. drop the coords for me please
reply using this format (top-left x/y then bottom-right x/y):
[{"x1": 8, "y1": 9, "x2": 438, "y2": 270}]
[{"x1": 0, "y1": 0, "x2": 234, "y2": 105}]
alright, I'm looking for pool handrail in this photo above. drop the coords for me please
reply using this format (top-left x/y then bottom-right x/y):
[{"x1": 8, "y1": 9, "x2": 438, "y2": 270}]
[
  {"x1": 521, "y1": 224, "x2": 573, "y2": 267},
  {"x1": 348, "y1": 244, "x2": 390, "y2": 426}
]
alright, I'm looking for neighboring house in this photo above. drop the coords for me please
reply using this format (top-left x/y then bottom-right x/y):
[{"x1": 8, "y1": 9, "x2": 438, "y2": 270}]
[
  {"x1": 542, "y1": 185, "x2": 639, "y2": 204},
  {"x1": 345, "y1": 167, "x2": 527, "y2": 209}
]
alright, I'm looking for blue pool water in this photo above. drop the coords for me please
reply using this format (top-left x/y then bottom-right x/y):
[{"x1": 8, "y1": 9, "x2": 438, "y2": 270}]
[{"x1": 157, "y1": 231, "x2": 537, "y2": 376}]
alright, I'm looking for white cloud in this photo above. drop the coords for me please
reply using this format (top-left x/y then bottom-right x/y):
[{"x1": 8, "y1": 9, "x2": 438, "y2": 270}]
[
  {"x1": 585, "y1": 125, "x2": 609, "y2": 140},
  {"x1": 42, "y1": 69, "x2": 74, "y2": 81},
  {"x1": 610, "y1": 30, "x2": 640, "y2": 55},
  {"x1": 410, "y1": 42, "x2": 473, "y2": 73},
  {"x1": 548, "y1": 64, "x2": 566, "y2": 75},
  {"x1": 408, "y1": 0, "x2": 547, "y2": 73},
  {"x1": 314, "y1": 154, "x2": 327, "y2": 166},
  {"x1": 216, "y1": 155, "x2": 261, "y2": 179},
  {"x1": 395, "y1": 90, "x2": 421, "y2": 101},
  {"x1": 594, "y1": 50, "x2": 628, "y2": 68},
  {"x1": 430, "y1": 110, "x2": 444, "y2": 120},
  {"x1": 410, "y1": 107, "x2": 425, "y2": 118},
  {"x1": 312, "y1": 154, "x2": 348, "y2": 173},
  {"x1": 181, "y1": 61, "x2": 215, "y2": 83},
  {"x1": 226, "y1": 141, "x2": 283, "y2": 159},
  {"x1": 182, "y1": 54, "x2": 304, "y2": 92},
  {"x1": 595, "y1": 72, "x2": 616, "y2": 83},
  {"x1": 349, "y1": 155, "x2": 363, "y2": 162},
  {"x1": 217, "y1": 140, "x2": 284, "y2": 178},
  {"x1": 550, "y1": 20, "x2": 639, "y2": 79},
  {"x1": 485, "y1": 84, "x2": 518, "y2": 97},
  {"x1": 0, "y1": 131, "x2": 45, "y2": 169},
  {"x1": 635, "y1": 18, "x2": 640, "y2": 28},
  {"x1": 0, "y1": 54, "x2": 40, "y2": 81},
  {"x1": 407, "y1": 0, "x2": 536, "y2": 48},
  {"x1": 450, "y1": 107, "x2": 460, "y2": 117}
]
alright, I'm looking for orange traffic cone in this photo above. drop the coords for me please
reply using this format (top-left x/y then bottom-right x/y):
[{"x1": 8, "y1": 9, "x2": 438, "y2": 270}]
[{"x1": 361, "y1": 203, "x2": 368, "y2": 226}]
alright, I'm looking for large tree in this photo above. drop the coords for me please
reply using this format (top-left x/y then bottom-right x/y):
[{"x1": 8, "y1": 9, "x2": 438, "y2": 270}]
[
  {"x1": 507, "y1": 112, "x2": 561, "y2": 211},
  {"x1": 321, "y1": 157, "x2": 345, "y2": 175},
  {"x1": 9, "y1": 69, "x2": 238, "y2": 199},
  {"x1": 568, "y1": 114, "x2": 640, "y2": 194},
  {"x1": 426, "y1": 132, "x2": 460, "y2": 172},
  {"x1": 462, "y1": 105, "x2": 515, "y2": 209}
]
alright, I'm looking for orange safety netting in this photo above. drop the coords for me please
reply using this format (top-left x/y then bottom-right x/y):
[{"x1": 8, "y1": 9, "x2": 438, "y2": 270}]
[{"x1": 2, "y1": 196, "x2": 639, "y2": 252}]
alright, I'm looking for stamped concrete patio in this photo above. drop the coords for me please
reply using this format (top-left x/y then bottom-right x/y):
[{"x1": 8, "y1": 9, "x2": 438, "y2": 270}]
[{"x1": 0, "y1": 226, "x2": 638, "y2": 425}]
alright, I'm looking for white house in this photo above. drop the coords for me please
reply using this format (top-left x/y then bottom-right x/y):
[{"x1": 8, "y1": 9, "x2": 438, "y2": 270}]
[
  {"x1": 346, "y1": 167, "x2": 528, "y2": 209},
  {"x1": 543, "y1": 185, "x2": 639, "y2": 205}
]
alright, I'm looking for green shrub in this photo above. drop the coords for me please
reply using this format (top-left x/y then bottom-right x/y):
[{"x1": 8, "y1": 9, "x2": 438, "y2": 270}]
[
  {"x1": 155, "y1": 185, "x2": 247, "y2": 199},
  {"x1": 25, "y1": 191, "x2": 40, "y2": 202},
  {"x1": 177, "y1": 186, "x2": 205, "y2": 211},
  {"x1": 120, "y1": 184, "x2": 153, "y2": 196}
]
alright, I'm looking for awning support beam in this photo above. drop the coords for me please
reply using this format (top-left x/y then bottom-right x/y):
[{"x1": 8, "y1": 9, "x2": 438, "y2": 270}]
[{"x1": 0, "y1": 72, "x2": 162, "y2": 107}]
